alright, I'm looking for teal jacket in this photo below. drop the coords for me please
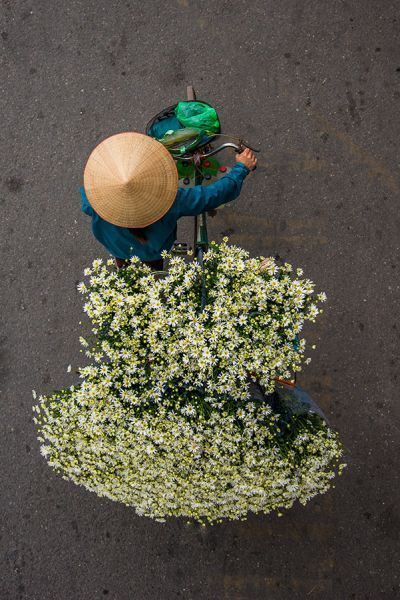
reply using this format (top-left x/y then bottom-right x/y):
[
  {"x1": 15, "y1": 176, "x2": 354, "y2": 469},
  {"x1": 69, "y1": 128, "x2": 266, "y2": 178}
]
[{"x1": 80, "y1": 162, "x2": 250, "y2": 261}]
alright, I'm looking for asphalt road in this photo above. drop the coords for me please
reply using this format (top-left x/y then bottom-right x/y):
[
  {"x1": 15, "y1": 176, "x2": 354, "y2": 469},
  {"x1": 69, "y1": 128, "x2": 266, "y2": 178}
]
[{"x1": 1, "y1": 1, "x2": 400, "y2": 598}]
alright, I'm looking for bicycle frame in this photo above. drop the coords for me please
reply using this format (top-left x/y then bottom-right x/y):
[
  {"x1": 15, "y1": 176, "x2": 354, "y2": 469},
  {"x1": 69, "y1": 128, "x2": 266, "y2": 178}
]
[
  {"x1": 184, "y1": 87, "x2": 233, "y2": 270},
  {"x1": 184, "y1": 86, "x2": 212, "y2": 310}
]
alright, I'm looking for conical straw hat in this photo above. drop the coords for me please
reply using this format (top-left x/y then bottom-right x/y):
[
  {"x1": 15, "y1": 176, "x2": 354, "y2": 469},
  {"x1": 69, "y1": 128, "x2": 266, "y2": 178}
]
[{"x1": 83, "y1": 132, "x2": 178, "y2": 228}]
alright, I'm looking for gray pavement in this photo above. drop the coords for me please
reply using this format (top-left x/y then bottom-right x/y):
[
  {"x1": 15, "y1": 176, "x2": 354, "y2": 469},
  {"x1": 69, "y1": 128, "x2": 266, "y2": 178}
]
[{"x1": 1, "y1": 1, "x2": 400, "y2": 598}]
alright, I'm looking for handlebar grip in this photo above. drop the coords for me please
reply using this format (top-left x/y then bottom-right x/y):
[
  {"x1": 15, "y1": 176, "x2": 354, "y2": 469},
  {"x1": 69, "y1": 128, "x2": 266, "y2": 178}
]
[{"x1": 235, "y1": 144, "x2": 257, "y2": 171}]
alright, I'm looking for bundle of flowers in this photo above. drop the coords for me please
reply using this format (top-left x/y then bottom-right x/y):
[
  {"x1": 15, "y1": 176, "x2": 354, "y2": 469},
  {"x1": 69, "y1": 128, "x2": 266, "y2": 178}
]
[{"x1": 33, "y1": 240, "x2": 345, "y2": 523}]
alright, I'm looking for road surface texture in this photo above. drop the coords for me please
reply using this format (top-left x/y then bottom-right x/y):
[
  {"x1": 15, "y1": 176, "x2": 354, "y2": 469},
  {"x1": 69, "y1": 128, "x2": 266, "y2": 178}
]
[{"x1": 1, "y1": 1, "x2": 399, "y2": 598}]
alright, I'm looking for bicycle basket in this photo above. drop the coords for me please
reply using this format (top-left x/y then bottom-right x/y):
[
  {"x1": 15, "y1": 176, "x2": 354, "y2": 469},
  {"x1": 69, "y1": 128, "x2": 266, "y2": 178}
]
[{"x1": 145, "y1": 100, "x2": 220, "y2": 155}]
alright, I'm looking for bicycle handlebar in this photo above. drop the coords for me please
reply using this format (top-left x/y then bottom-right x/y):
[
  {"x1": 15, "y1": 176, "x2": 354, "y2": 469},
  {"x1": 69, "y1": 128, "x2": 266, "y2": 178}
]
[
  {"x1": 176, "y1": 141, "x2": 258, "y2": 172},
  {"x1": 177, "y1": 142, "x2": 242, "y2": 160}
]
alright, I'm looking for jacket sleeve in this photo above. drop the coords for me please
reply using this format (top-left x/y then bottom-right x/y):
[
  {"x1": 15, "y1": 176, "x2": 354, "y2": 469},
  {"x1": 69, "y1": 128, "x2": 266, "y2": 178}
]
[
  {"x1": 175, "y1": 163, "x2": 250, "y2": 217},
  {"x1": 80, "y1": 186, "x2": 94, "y2": 217}
]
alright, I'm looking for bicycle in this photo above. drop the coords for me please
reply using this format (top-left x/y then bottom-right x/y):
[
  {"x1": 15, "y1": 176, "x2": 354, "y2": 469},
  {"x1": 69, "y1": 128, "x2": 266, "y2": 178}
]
[{"x1": 145, "y1": 92, "x2": 312, "y2": 393}]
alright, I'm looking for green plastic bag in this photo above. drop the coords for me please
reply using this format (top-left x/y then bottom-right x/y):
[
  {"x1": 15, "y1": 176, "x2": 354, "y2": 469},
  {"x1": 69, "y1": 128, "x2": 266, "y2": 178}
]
[{"x1": 175, "y1": 101, "x2": 220, "y2": 134}]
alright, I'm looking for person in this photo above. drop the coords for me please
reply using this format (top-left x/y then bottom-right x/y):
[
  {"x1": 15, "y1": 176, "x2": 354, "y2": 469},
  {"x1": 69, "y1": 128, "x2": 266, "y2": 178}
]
[{"x1": 80, "y1": 132, "x2": 257, "y2": 270}]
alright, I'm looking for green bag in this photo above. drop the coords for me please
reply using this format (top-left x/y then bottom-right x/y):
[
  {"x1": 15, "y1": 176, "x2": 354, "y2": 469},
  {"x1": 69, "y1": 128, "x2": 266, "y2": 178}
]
[{"x1": 175, "y1": 101, "x2": 220, "y2": 134}]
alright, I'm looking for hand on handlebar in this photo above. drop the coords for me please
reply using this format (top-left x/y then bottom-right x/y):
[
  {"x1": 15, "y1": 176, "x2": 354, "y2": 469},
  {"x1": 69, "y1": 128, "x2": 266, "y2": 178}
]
[{"x1": 236, "y1": 147, "x2": 257, "y2": 171}]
